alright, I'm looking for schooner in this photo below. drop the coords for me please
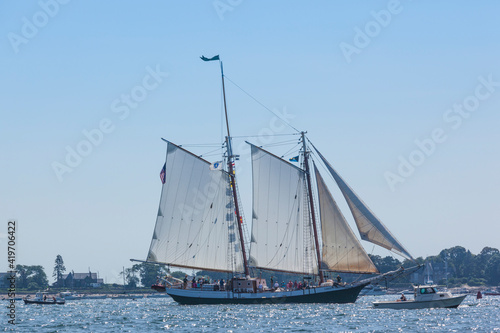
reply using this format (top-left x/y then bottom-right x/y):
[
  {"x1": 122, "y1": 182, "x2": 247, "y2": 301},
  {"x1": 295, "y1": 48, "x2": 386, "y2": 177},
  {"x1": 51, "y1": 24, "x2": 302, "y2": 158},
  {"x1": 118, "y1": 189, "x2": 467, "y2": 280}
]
[{"x1": 133, "y1": 56, "x2": 416, "y2": 304}]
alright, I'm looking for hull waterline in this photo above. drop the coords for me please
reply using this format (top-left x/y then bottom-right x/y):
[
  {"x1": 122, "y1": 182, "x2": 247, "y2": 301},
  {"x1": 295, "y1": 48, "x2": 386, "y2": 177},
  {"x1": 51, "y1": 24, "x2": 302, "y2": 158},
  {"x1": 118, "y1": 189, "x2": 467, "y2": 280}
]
[
  {"x1": 166, "y1": 283, "x2": 368, "y2": 305},
  {"x1": 373, "y1": 294, "x2": 466, "y2": 309},
  {"x1": 23, "y1": 299, "x2": 65, "y2": 305}
]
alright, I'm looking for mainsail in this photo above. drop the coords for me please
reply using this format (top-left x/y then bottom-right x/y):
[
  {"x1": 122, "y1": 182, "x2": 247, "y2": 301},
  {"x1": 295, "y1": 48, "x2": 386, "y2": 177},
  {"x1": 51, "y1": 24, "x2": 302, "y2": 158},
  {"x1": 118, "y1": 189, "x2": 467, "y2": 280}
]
[
  {"x1": 312, "y1": 145, "x2": 414, "y2": 260},
  {"x1": 314, "y1": 164, "x2": 378, "y2": 274},
  {"x1": 146, "y1": 141, "x2": 244, "y2": 273},
  {"x1": 248, "y1": 144, "x2": 317, "y2": 275}
]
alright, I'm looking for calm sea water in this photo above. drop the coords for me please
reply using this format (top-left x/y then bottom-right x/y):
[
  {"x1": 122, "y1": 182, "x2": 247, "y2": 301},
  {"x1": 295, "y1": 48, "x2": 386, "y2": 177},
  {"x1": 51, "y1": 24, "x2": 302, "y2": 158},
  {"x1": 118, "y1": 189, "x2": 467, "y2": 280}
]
[{"x1": 3, "y1": 295, "x2": 499, "y2": 332}]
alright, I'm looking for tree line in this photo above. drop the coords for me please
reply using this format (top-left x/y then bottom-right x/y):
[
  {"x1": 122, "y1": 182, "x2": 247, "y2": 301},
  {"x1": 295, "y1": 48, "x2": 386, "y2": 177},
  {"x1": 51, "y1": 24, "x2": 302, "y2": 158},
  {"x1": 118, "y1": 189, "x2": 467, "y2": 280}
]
[
  {"x1": 369, "y1": 246, "x2": 500, "y2": 287},
  {"x1": 122, "y1": 246, "x2": 499, "y2": 288},
  {"x1": 4, "y1": 246, "x2": 499, "y2": 291}
]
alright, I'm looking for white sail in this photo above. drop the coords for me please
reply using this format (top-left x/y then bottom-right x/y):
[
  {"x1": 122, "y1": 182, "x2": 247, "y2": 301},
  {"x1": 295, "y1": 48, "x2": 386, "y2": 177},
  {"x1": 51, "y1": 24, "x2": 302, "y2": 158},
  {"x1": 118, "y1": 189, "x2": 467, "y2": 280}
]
[
  {"x1": 248, "y1": 143, "x2": 317, "y2": 275},
  {"x1": 312, "y1": 145, "x2": 414, "y2": 260},
  {"x1": 314, "y1": 164, "x2": 378, "y2": 274},
  {"x1": 147, "y1": 141, "x2": 244, "y2": 273}
]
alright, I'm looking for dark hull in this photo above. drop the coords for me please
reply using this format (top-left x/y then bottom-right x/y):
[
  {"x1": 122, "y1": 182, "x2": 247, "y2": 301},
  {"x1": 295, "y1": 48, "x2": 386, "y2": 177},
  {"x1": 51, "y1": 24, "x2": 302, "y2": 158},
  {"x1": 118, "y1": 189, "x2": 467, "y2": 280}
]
[
  {"x1": 24, "y1": 299, "x2": 65, "y2": 305},
  {"x1": 168, "y1": 283, "x2": 368, "y2": 305}
]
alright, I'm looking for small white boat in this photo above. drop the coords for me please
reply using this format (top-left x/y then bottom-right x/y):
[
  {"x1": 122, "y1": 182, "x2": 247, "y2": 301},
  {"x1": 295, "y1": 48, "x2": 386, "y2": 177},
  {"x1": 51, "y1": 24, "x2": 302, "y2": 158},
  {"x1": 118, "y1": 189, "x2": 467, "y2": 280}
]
[
  {"x1": 373, "y1": 285, "x2": 466, "y2": 309},
  {"x1": 85, "y1": 294, "x2": 107, "y2": 300},
  {"x1": 59, "y1": 291, "x2": 84, "y2": 300},
  {"x1": 24, "y1": 292, "x2": 65, "y2": 305}
]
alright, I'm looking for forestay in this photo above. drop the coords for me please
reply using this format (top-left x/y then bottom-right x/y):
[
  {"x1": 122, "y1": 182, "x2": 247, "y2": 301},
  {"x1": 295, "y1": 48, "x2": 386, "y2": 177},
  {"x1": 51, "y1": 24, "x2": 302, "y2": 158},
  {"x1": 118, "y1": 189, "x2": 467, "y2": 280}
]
[
  {"x1": 147, "y1": 141, "x2": 244, "y2": 273},
  {"x1": 248, "y1": 144, "x2": 317, "y2": 275},
  {"x1": 314, "y1": 164, "x2": 378, "y2": 274},
  {"x1": 312, "y1": 145, "x2": 413, "y2": 260}
]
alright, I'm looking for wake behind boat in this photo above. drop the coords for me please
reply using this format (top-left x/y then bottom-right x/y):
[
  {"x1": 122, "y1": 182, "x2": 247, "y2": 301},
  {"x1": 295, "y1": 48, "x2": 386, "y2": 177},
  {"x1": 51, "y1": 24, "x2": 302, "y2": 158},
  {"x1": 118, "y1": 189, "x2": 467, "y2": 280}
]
[
  {"x1": 132, "y1": 56, "x2": 419, "y2": 305},
  {"x1": 373, "y1": 285, "x2": 466, "y2": 309}
]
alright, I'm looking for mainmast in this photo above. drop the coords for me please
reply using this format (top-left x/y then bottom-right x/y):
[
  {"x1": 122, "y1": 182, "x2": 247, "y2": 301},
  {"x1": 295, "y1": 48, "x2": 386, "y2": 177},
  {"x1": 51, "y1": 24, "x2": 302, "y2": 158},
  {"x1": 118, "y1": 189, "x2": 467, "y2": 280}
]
[
  {"x1": 301, "y1": 131, "x2": 324, "y2": 284},
  {"x1": 220, "y1": 60, "x2": 250, "y2": 278}
]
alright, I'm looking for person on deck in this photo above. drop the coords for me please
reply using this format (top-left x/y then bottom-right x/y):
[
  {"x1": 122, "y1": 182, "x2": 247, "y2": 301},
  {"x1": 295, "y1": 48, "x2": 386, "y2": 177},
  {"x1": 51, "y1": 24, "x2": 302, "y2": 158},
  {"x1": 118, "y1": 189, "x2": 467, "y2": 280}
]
[{"x1": 399, "y1": 293, "x2": 407, "y2": 301}]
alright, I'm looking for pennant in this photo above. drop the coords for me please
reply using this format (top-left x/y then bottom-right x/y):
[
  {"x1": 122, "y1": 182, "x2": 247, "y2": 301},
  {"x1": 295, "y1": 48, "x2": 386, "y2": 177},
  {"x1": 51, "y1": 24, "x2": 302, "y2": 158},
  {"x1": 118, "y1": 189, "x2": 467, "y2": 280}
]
[
  {"x1": 160, "y1": 163, "x2": 166, "y2": 184},
  {"x1": 209, "y1": 161, "x2": 223, "y2": 171},
  {"x1": 289, "y1": 156, "x2": 299, "y2": 162},
  {"x1": 200, "y1": 55, "x2": 220, "y2": 62}
]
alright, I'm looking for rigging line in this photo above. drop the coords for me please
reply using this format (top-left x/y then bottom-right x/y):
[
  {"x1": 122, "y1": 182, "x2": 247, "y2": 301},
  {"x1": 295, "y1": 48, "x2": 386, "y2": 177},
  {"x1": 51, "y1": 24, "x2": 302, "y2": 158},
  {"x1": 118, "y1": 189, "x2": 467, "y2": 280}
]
[
  {"x1": 279, "y1": 142, "x2": 302, "y2": 159},
  {"x1": 223, "y1": 75, "x2": 301, "y2": 133},
  {"x1": 180, "y1": 143, "x2": 222, "y2": 147},
  {"x1": 259, "y1": 141, "x2": 299, "y2": 149},
  {"x1": 199, "y1": 147, "x2": 225, "y2": 158},
  {"x1": 231, "y1": 133, "x2": 299, "y2": 139},
  {"x1": 201, "y1": 153, "x2": 226, "y2": 158},
  {"x1": 262, "y1": 174, "x2": 303, "y2": 268},
  {"x1": 260, "y1": 139, "x2": 298, "y2": 146}
]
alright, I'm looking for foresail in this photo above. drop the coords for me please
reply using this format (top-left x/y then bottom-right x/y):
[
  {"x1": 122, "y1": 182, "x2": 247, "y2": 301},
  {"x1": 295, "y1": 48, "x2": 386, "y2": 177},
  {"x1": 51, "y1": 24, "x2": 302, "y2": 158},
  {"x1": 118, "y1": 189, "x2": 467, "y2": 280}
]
[
  {"x1": 147, "y1": 141, "x2": 244, "y2": 273},
  {"x1": 314, "y1": 164, "x2": 378, "y2": 274},
  {"x1": 248, "y1": 143, "x2": 317, "y2": 275},
  {"x1": 312, "y1": 145, "x2": 414, "y2": 261}
]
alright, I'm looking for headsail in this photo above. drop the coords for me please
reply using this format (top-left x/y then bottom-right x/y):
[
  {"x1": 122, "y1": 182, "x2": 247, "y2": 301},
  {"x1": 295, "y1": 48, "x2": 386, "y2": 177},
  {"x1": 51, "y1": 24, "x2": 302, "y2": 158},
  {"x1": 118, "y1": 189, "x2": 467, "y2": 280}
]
[
  {"x1": 312, "y1": 144, "x2": 414, "y2": 261},
  {"x1": 146, "y1": 141, "x2": 244, "y2": 273},
  {"x1": 248, "y1": 143, "x2": 317, "y2": 275},
  {"x1": 314, "y1": 164, "x2": 379, "y2": 274}
]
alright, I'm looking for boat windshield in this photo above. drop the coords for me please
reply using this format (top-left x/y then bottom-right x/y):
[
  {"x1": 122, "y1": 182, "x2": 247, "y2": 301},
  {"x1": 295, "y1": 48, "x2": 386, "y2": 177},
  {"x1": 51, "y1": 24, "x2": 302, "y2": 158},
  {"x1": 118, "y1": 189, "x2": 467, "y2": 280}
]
[{"x1": 419, "y1": 287, "x2": 436, "y2": 294}]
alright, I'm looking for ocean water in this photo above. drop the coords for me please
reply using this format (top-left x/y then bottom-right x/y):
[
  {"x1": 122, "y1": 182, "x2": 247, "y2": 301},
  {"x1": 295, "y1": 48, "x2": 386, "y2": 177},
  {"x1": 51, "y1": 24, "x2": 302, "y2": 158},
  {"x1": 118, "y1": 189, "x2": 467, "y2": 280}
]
[{"x1": 3, "y1": 295, "x2": 499, "y2": 332}]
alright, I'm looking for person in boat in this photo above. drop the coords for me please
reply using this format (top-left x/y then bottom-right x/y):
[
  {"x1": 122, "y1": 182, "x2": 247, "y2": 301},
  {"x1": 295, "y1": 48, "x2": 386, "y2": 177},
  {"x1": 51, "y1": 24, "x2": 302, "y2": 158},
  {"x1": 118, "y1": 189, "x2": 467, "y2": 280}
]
[
  {"x1": 258, "y1": 282, "x2": 263, "y2": 292},
  {"x1": 183, "y1": 275, "x2": 188, "y2": 289},
  {"x1": 399, "y1": 293, "x2": 407, "y2": 301},
  {"x1": 337, "y1": 275, "x2": 342, "y2": 284},
  {"x1": 219, "y1": 279, "x2": 224, "y2": 291}
]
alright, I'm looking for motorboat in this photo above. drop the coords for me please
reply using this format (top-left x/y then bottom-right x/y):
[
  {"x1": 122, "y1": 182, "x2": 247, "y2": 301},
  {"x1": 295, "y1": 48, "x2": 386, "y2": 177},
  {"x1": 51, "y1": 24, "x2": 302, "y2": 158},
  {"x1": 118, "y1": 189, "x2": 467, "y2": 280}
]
[
  {"x1": 373, "y1": 285, "x2": 466, "y2": 309},
  {"x1": 24, "y1": 292, "x2": 65, "y2": 305},
  {"x1": 59, "y1": 291, "x2": 84, "y2": 300}
]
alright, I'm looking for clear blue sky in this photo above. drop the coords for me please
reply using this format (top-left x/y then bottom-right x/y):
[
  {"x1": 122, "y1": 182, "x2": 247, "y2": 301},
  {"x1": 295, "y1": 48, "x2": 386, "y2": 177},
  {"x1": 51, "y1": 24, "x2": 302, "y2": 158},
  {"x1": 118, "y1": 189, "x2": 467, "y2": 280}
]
[{"x1": 1, "y1": 1, "x2": 499, "y2": 284}]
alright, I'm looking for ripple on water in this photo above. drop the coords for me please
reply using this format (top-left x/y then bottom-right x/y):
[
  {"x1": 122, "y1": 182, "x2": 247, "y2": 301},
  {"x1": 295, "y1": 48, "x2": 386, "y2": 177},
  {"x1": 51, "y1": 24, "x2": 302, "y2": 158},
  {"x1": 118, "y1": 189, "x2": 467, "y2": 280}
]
[{"x1": 6, "y1": 295, "x2": 500, "y2": 332}]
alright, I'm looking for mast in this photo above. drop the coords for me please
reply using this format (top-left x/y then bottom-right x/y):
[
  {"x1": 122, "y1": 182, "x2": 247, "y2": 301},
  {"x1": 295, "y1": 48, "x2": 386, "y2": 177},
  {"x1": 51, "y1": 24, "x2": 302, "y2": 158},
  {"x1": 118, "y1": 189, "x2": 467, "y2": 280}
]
[
  {"x1": 220, "y1": 60, "x2": 250, "y2": 277},
  {"x1": 301, "y1": 131, "x2": 324, "y2": 284}
]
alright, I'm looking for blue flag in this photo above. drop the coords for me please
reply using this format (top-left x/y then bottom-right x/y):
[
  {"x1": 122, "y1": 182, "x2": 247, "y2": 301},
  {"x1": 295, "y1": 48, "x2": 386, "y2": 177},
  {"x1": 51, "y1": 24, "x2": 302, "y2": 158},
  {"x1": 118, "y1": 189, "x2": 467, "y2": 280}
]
[
  {"x1": 200, "y1": 55, "x2": 220, "y2": 61},
  {"x1": 289, "y1": 156, "x2": 299, "y2": 162}
]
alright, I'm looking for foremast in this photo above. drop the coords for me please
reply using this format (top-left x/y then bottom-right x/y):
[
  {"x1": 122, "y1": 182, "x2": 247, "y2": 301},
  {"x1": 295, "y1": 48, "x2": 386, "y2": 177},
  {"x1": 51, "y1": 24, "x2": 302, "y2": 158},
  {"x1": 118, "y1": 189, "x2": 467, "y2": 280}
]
[
  {"x1": 301, "y1": 131, "x2": 324, "y2": 284},
  {"x1": 219, "y1": 59, "x2": 250, "y2": 278}
]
